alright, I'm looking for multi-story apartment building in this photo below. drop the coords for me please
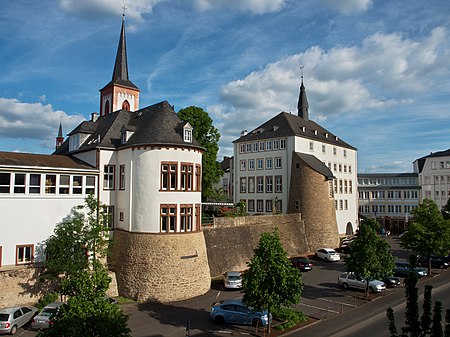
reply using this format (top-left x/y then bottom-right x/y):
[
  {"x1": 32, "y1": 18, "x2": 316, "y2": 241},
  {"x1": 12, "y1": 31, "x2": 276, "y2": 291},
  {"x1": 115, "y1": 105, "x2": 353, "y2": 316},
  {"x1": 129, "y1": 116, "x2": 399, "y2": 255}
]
[
  {"x1": 413, "y1": 149, "x2": 450, "y2": 210},
  {"x1": 233, "y1": 80, "x2": 358, "y2": 235},
  {"x1": 358, "y1": 173, "x2": 420, "y2": 233}
]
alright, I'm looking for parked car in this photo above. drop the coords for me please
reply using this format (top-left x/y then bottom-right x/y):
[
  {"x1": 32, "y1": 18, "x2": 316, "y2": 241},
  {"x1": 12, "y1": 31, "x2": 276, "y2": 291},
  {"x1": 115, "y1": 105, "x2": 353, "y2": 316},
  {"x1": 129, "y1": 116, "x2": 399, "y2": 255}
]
[
  {"x1": 223, "y1": 271, "x2": 243, "y2": 289},
  {"x1": 210, "y1": 299, "x2": 271, "y2": 326},
  {"x1": 338, "y1": 272, "x2": 386, "y2": 293},
  {"x1": 417, "y1": 255, "x2": 449, "y2": 269},
  {"x1": 394, "y1": 261, "x2": 428, "y2": 277},
  {"x1": 383, "y1": 276, "x2": 401, "y2": 288},
  {"x1": 315, "y1": 248, "x2": 341, "y2": 262},
  {"x1": 0, "y1": 306, "x2": 38, "y2": 335},
  {"x1": 290, "y1": 256, "x2": 313, "y2": 271},
  {"x1": 31, "y1": 302, "x2": 64, "y2": 330}
]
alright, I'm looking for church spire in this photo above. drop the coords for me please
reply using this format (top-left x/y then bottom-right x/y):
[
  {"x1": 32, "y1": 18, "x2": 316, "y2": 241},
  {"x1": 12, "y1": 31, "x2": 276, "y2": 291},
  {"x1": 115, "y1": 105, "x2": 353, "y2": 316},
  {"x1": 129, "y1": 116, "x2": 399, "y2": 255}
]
[
  {"x1": 55, "y1": 121, "x2": 64, "y2": 150},
  {"x1": 99, "y1": 12, "x2": 140, "y2": 116},
  {"x1": 297, "y1": 66, "x2": 309, "y2": 121}
]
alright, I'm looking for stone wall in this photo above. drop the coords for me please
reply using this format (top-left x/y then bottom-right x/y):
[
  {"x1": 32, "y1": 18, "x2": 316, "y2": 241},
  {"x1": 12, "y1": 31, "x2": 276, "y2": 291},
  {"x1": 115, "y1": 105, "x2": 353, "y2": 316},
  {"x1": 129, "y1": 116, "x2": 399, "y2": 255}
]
[
  {"x1": 110, "y1": 230, "x2": 211, "y2": 303},
  {"x1": 204, "y1": 213, "x2": 310, "y2": 278}
]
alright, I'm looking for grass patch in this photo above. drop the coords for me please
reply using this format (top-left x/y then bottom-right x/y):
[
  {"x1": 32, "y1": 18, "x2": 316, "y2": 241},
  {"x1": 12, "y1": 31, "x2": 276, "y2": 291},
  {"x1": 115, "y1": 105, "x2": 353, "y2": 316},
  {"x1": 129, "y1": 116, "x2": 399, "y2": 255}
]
[{"x1": 272, "y1": 307, "x2": 307, "y2": 331}]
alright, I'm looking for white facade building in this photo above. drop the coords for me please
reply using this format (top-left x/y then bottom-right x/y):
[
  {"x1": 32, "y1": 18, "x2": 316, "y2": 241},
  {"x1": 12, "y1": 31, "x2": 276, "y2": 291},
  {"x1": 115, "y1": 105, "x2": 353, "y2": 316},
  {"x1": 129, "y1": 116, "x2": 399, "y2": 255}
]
[
  {"x1": 358, "y1": 173, "x2": 419, "y2": 233},
  {"x1": 233, "y1": 80, "x2": 358, "y2": 235},
  {"x1": 413, "y1": 148, "x2": 450, "y2": 210}
]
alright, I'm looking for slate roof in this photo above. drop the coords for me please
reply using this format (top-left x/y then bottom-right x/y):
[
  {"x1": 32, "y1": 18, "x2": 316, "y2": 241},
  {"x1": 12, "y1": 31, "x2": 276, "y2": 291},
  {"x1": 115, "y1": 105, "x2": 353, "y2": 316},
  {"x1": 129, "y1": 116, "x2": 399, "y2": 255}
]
[
  {"x1": 295, "y1": 152, "x2": 335, "y2": 180},
  {"x1": 0, "y1": 152, "x2": 96, "y2": 170},
  {"x1": 233, "y1": 112, "x2": 356, "y2": 150},
  {"x1": 55, "y1": 100, "x2": 204, "y2": 155},
  {"x1": 414, "y1": 148, "x2": 450, "y2": 173}
]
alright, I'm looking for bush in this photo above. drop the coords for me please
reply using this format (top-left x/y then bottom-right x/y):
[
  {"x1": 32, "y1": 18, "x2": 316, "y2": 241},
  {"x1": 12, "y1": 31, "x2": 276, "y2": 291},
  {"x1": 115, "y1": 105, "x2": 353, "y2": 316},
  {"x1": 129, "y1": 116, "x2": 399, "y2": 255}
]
[{"x1": 272, "y1": 307, "x2": 307, "y2": 331}]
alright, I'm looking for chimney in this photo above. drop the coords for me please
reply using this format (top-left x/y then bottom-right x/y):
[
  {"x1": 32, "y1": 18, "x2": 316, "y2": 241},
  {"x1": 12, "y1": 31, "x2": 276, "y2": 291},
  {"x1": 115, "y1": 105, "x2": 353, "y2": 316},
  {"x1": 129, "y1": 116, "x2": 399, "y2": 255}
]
[{"x1": 91, "y1": 112, "x2": 99, "y2": 122}]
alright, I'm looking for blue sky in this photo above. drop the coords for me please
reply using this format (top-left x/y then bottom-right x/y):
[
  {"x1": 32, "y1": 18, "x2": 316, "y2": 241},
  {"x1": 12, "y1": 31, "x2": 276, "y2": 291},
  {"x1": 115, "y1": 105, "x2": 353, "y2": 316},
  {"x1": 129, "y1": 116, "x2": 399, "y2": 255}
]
[{"x1": 1, "y1": 0, "x2": 450, "y2": 172}]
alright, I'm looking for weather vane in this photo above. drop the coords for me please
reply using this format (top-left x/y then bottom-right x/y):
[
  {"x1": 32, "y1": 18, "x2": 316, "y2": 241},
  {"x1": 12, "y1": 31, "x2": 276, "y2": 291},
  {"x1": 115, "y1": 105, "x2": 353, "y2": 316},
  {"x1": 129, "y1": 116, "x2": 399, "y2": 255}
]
[
  {"x1": 300, "y1": 65, "x2": 304, "y2": 80},
  {"x1": 122, "y1": 4, "x2": 127, "y2": 17}
]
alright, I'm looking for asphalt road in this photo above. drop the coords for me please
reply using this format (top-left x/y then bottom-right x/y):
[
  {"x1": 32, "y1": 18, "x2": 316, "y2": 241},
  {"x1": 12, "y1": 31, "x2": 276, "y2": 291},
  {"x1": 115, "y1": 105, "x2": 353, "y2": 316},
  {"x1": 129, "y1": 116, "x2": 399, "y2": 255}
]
[{"x1": 15, "y1": 235, "x2": 450, "y2": 337}]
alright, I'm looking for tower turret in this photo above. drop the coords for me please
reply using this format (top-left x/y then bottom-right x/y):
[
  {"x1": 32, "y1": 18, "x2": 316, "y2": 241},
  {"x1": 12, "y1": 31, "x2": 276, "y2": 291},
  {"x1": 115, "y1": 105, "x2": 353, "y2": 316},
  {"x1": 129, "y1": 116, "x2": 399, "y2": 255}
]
[
  {"x1": 55, "y1": 122, "x2": 64, "y2": 150},
  {"x1": 297, "y1": 69, "x2": 309, "y2": 120}
]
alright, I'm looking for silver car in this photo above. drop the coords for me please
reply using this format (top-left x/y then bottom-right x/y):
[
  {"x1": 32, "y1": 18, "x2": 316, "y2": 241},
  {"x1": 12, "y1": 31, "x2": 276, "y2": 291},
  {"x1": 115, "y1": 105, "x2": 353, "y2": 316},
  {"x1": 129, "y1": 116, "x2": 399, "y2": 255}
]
[
  {"x1": 0, "y1": 306, "x2": 38, "y2": 335},
  {"x1": 223, "y1": 271, "x2": 243, "y2": 289},
  {"x1": 338, "y1": 272, "x2": 386, "y2": 293},
  {"x1": 31, "y1": 302, "x2": 64, "y2": 330}
]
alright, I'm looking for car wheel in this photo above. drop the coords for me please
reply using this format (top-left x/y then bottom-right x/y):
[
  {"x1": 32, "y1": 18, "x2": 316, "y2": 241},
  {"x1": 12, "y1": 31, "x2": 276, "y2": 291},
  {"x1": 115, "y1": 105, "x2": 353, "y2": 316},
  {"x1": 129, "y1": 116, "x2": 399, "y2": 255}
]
[
  {"x1": 214, "y1": 316, "x2": 225, "y2": 324},
  {"x1": 252, "y1": 318, "x2": 263, "y2": 327},
  {"x1": 10, "y1": 325, "x2": 17, "y2": 335},
  {"x1": 342, "y1": 282, "x2": 349, "y2": 289},
  {"x1": 369, "y1": 287, "x2": 374, "y2": 293}
]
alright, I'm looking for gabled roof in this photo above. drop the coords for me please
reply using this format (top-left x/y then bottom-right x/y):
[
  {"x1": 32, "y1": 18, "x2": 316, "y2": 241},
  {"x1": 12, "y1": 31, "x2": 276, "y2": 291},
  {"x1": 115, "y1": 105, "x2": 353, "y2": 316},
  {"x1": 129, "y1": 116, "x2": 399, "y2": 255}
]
[
  {"x1": 414, "y1": 148, "x2": 450, "y2": 173},
  {"x1": 233, "y1": 112, "x2": 356, "y2": 150},
  {"x1": 295, "y1": 152, "x2": 335, "y2": 180},
  {"x1": 55, "y1": 100, "x2": 204, "y2": 155},
  {"x1": 0, "y1": 152, "x2": 96, "y2": 170}
]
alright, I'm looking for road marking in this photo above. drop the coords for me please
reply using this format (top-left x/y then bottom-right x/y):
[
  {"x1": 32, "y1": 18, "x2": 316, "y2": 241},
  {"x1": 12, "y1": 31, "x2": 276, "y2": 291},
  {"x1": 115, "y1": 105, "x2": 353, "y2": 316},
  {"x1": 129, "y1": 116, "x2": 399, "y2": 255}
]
[
  {"x1": 298, "y1": 302, "x2": 341, "y2": 314},
  {"x1": 216, "y1": 291, "x2": 221, "y2": 299},
  {"x1": 318, "y1": 297, "x2": 356, "y2": 307}
]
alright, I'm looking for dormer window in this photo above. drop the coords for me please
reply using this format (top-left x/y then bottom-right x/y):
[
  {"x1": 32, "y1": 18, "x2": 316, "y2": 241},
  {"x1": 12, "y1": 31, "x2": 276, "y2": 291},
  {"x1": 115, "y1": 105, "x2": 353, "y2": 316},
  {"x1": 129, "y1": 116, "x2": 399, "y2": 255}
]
[
  {"x1": 120, "y1": 127, "x2": 134, "y2": 144},
  {"x1": 183, "y1": 122, "x2": 193, "y2": 143}
]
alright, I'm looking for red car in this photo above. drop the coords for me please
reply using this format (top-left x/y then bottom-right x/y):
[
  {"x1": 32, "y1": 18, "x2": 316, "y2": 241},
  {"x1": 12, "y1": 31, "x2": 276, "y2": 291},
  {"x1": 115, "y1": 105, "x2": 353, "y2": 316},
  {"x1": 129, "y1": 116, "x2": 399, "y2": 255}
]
[{"x1": 290, "y1": 256, "x2": 313, "y2": 271}]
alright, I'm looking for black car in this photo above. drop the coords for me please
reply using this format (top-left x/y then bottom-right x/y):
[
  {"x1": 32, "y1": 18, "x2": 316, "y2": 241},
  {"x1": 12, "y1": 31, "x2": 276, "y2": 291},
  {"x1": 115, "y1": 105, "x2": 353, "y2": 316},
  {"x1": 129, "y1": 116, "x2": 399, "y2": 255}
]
[
  {"x1": 290, "y1": 256, "x2": 313, "y2": 271},
  {"x1": 417, "y1": 255, "x2": 449, "y2": 269},
  {"x1": 383, "y1": 276, "x2": 401, "y2": 288}
]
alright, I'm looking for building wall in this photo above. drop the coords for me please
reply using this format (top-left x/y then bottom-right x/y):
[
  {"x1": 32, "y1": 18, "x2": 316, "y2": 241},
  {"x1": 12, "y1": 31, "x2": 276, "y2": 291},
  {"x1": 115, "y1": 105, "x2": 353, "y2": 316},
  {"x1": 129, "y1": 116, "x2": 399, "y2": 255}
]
[
  {"x1": 287, "y1": 154, "x2": 340, "y2": 249},
  {"x1": 110, "y1": 229, "x2": 210, "y2": 302},
  {"x1": 293, "y1": 136, "x2": 358, "y2": 235}
]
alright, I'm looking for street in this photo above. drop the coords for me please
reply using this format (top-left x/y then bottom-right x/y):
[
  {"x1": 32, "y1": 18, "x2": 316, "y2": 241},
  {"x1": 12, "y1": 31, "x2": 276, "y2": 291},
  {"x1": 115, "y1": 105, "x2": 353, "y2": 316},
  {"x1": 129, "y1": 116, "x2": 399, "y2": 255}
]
[{"x1": 14, "y1": 235, "x2": 450, "y2": 337}]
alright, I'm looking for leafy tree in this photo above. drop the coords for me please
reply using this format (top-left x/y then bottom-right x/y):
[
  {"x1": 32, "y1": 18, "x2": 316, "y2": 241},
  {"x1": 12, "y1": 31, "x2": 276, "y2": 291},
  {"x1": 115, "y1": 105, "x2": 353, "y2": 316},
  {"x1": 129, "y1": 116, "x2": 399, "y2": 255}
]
[
  {"x1": 442, "y1": 198, "x2": 450, "y2": 220},
  {"x1": 344, "y1": 218, "x2": 395, "y2": 294},
  {"x1": 387, "y1": 307, "x2": 399, "y2": 337},
  {"x1": 178, "y1": 106, "x2": 223, "y2": 199},
  {"x1": 402, "y1": 256, "x2": 420, "y2": 337},
  {"x1": 445, "y1": 309, "x2": 450, "y2": 337},
  {"x1": 242, "y1": 229, "x2": 304, "y2": 332},
  {"x1": 400, "y1": 199, "x2": 450, "y2": 275},
  {"x1": 40, "y1": 195, "x2": 131, "y2": 337}
]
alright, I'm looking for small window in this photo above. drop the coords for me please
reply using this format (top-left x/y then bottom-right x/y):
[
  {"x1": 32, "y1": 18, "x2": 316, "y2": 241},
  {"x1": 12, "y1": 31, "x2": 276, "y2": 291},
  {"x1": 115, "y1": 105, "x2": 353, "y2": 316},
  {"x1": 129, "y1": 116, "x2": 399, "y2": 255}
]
[
  {"x1": 184, "y1": 129, "x2": 192, "y2": 143},
  {"x1": 16, "y1": 244, "x2": 33, "y2": 265},
  {"x1": 59, "y1": 175, "x2": 70, "y2": 194},
  {"x1": 29, "y1": 174, "x2": 41, "y2": 194},
  {"x1": 0, "y1": 173, "x2": 11, "y2": 193},
  {"x1": 72, "y1": 176, "x2": 83, "y2": 194},
  {"x1": 280, "y1": 139, "x2": 286, "y2": 149},
  {"x1": 104, "y1": 206, "x2": 115, "y2": 229},
  {"x1": 85, "y1": 176, "x2": 95, "y2": 194},
  {"x1": 104, "y1": 165, "x2": 115, "y2": 190},
  {"x1": 122, "y1": 100, "x2": 130, "y2": 111},
  {"x1": 45, "y1": 175, "x2": 56, "y2": 194},
  {"x1": 119, "y1": 165, "x2": 125, "y2": 190},
  {"x1": 14, "y1": 173, "x2": 26, "y2": 194},
  {"x1": 309, "y1": 141, "x2": 314, "y2": 151}
]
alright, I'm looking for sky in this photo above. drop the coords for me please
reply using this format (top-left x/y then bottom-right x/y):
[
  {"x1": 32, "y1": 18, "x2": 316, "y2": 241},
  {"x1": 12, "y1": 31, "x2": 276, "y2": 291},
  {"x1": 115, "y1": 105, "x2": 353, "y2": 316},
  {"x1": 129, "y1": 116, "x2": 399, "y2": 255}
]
[{"x1": 1, "y1": 0, "x2": 450, "y2": 173}]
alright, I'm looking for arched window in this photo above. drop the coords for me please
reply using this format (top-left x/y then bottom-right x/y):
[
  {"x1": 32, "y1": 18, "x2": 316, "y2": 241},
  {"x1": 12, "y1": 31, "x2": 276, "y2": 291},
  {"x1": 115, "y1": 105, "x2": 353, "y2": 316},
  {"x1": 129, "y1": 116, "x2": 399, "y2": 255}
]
[
  {"x1": 346, "y1": 222, "x2": 354, "y2": 236},
  {"x1": 122, "y1": 100, "x2": 130, "y2": 111},
  {"x1": 104, "y1": 100, "x2": 110, "y2": 116}
]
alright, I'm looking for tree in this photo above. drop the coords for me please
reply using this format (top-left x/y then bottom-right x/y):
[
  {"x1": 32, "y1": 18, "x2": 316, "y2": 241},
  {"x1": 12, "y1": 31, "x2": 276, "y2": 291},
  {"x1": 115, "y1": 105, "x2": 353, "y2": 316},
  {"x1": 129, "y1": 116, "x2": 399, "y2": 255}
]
[
  {"x1": 432, "y1": 301, "x2": 444, "y2": 337},
  {"x1": 421, "y1": 285, "x2": 433, "y2": 334},
  {"x1": 242, "y1": 229, "x2": 304, "y2": 332},
  {"x1": 400, "y1": 199, "x2": 450, "y2": 275},
  {"x1": 40, "y1": 195, "x2": 131, "y2": 337},
  {"x1": 178, "y1": 106, "x2": 223, "y2": 199},
  {"x1": 344, "y1": 218, "x2": 395, "y2": 294}
]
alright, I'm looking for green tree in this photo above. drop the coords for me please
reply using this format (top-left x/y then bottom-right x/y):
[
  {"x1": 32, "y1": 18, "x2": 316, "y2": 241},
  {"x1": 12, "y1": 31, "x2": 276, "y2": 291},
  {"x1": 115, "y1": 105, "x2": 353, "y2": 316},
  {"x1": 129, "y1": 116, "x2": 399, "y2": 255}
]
[
  {"x1": 344, "y1": 218, "x2": 395, "y2": 294},
  {"x1": 421, "y1": 285, "x2": 433, "y2": 334},
  {"x1": 44, "y1": 194, "x2": 110, "y2": 282},
  {"x1": 400, "y1": 199, "x2": 450, "y2": 275},
  {"x1": 178, "y1": 106, "x2": 223, "y2": 199},
  {"x1": 40, "y1": 195, "x2": 131, "y2": 337},
  {"x1": 445, "y1": 309, "x2": 450, "y2": 337},
  {"x1": 432, "y1": 301, "x2": 444, "y2": 337},
  {"x1": 242, "y1": 229, "x2": 304, "y2": 332}
]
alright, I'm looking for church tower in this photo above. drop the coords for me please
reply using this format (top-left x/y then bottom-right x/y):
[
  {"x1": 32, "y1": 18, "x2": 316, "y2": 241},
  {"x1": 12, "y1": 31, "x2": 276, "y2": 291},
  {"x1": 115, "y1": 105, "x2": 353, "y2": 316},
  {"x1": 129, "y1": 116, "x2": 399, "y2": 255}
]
[
  {"x1": 297, "y1": 73, "x2": 309, "y2": 121},
  {"x1": 99, "y1": 14, "x2": 140, "y2": 116},
  {"x1": 55, "y1": 122, "x2": 64, "y2": 150}
]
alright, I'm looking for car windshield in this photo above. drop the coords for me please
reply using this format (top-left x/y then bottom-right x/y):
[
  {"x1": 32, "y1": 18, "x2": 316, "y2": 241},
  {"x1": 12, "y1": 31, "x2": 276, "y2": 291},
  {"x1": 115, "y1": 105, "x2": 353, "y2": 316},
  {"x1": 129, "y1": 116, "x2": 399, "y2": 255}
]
[
  {"x1": 40, "y1": 308, "x2": 58, "y2": 317},
  {"x1": 0, "y1": 314, "x2": 10, "y2": 321},
  {"x1": 227, "y1": 275, "x2": 241, "y2": 281}
]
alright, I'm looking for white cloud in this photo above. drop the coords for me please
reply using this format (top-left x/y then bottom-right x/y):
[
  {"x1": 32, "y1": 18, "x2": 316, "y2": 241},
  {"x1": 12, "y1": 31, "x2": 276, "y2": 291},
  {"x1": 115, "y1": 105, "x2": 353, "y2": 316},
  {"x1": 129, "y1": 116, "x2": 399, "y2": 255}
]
[
  {"x1": 58, "y1": 0, "x2": 163, "y2": 21},
  {"x1": 192, "y1": 0, "x2": 285, "y2": 14},
  {"x1": 0, "y1": 98, "x2": 84, "y2": 147},
  {"x1": 214, "y1": 26, "x2": 450, "y2": 158},
  {"x1": 321, "y1": 0, "x2": 373, "y2": 14}
]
